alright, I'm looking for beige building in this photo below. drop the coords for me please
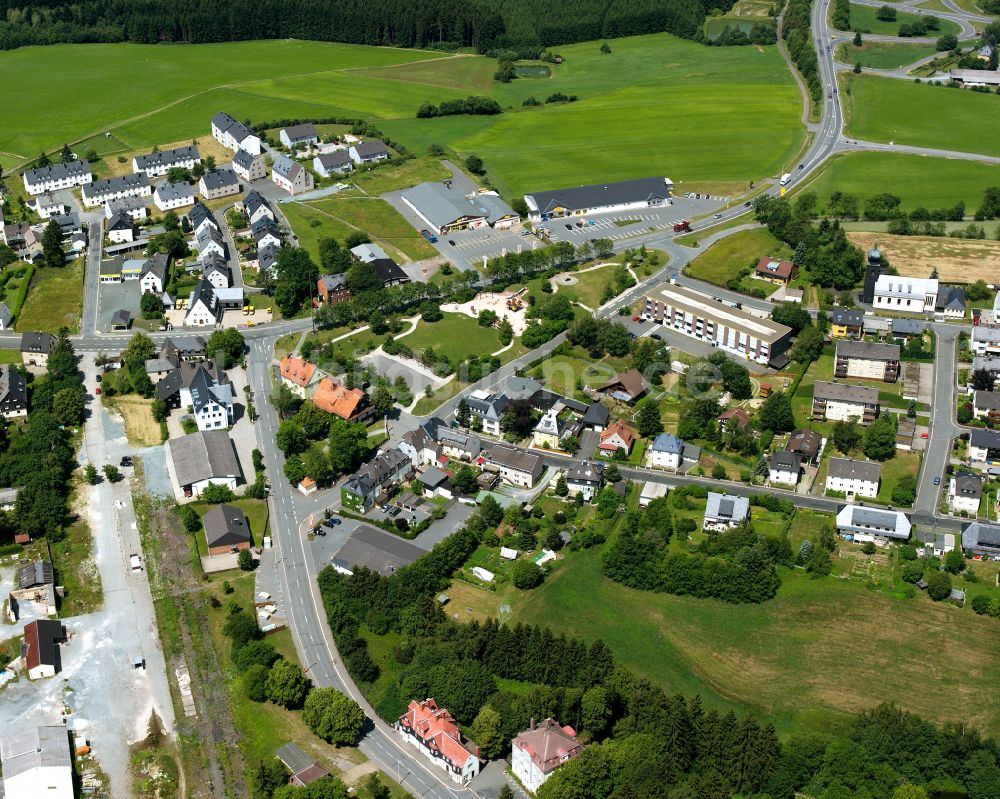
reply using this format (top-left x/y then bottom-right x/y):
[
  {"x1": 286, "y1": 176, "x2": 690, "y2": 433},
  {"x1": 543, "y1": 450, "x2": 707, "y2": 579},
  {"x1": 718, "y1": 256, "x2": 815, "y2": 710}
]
[
  {"x1": 811, "y1": 381, "x2": 879, "y2": 424},
  {"x1": 834, "y1": 340, "x2": 900, "y2": 383}
]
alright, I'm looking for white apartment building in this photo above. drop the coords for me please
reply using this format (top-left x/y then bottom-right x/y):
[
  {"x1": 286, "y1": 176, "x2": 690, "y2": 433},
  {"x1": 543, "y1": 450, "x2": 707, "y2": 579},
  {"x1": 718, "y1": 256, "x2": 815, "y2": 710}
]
[
  {"x1": 872, "y1": 275, "x2": 938, "y2": 314},
  {"x1": 825, "y1": 457, "x2": 880, "y2": 498}
]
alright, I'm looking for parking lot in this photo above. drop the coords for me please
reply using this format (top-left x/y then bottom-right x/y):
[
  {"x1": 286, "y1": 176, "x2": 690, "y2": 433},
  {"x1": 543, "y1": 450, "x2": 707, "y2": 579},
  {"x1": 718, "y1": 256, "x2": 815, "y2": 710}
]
[
  {"x1": 439, "y1": 226, "x2": 546, "y2": 271},
  {"x1": 97, "y1": 280, "x2": 141, "y2": 332}
]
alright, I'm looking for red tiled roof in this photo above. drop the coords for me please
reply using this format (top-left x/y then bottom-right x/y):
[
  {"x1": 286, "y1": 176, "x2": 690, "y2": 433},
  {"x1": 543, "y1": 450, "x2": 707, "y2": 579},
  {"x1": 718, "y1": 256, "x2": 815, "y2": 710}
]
[
  {"x1": 398, "y1": 699, "x2": 478, "y2": 770},
  {"x1": 755, "y1": 256, "x2": 795, "y2": 280},
  {"x1": 599, "y1": 420, "x2": 634, "y2": 449},
  {"x1": 513, "y1": 719, "x2": 584, "y2": 776},
  {"x1": 312, "y1": 377, "x2": 367, "y2": 420},
  {"x1": 279, "y1": 356, "x2": 317, "y2": 387}
]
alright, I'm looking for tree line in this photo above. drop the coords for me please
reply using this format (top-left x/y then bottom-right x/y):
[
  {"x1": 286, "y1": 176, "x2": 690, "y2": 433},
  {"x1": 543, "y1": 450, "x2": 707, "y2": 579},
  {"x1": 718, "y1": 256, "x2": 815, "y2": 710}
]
[
  {"x1": 317, "y1": 513, "x2": 1000, "y2": 799},
  {"x1": 783, "y1": 0, "x2": 823, "y2": 104},
  {"x1": 0, "y1": 0, "x2": 733, "y2": 52}
]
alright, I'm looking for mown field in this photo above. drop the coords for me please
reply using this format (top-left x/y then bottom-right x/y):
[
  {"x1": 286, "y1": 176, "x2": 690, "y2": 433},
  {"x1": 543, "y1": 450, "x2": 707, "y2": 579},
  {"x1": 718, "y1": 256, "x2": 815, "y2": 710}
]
[
  {"x1": 800, "y1": 151, "x2": 1000, "y2": 213},
  {"x1": 842, "y1": 74, "x2": 1000, "y2": 157},
  {"x1": 846, "y1": 230, "x2": 1000, "y2": 282},
  {"x1": 1, "y1": 33, "x2": 805, "y2": 200},
  {"x1": 511, "y1": 543, "x2": 1000, "y2": 738},
  {"x1": 685, "y1": 227, "x2": 790, "y2": 286},
  {"x1": 835, "y1": 40, "x2": 937, "y2": 69},
  {"x1": 843, "y1": 2, "x2": 961, "y2": 35}
]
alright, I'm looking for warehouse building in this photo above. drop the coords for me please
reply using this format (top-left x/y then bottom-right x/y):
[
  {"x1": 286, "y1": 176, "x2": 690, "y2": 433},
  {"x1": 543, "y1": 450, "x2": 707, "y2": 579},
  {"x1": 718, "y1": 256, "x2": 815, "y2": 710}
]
[{"x1": 524, "y1": 176, "x2": 673, "y2": 222}]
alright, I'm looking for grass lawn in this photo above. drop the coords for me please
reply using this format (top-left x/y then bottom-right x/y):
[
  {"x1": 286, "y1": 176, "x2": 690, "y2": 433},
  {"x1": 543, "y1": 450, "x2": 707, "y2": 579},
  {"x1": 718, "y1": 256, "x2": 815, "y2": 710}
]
[
  {"x1": 402, "y1": 314, "x2": 502, "y2": 362},
  {"x1": 550, "y1": 265, "x2": 631, "y2": 310},
  {"x1": 350, "y1": 157, "x2": 451, "y2": 196},
  {"x1": 307, "y1": 197, "x2": 439, "y2": 261},
  {"x1": 800, "y1": 151, "x2": 1000, "y2": 214},
  {"x1": 511, "y1": 543, "x2": 1000, "y2": 738},
  {"x1": 15, "y1": 260, "x2": 84, "y2": 333},
  {"x1": 842, "y1": 74, "x2": 1000, "y2": 158},
  {"x1": 686, "y1": 227, "x2": 790, "y2": 287},
  {"x1": 874, "y1": 449, "x2": 921, "y2": 505},
  {"x1": 843, "y1": 2, "x2": 961, "y2": 35},
  {"x1": 0, "y1": 349, "x2": 21, "y2": 365},
  {"x1": 835, "y1": 41, "x2": 937, "y2": 70},
  {"x1": 190, "y1": 498, "x2": 269, "y2": 556},
  {"x1": 109, "y1": 396, "x2": 163, "y2": 447},
  {"x1": 50, "y1": 504, "x2": 103, "y2": 616}
]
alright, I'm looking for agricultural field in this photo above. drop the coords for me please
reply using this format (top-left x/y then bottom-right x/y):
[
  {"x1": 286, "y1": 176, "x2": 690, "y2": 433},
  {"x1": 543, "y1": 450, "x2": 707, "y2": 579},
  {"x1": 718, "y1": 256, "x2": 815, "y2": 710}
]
[
  {"x1": 801, "y1": 151, "x2": 1000, "y2": 214},
  {"x1": 841, "y1": 74, "x2": 1000, "y2": 158},
  {"x1": 685, "y1": 227, "x2": 791, "y2": 289},
  {"x1": 511, "y1": 542, "x2": 1000, "y2": 738},
  {"x1": 843, "y1": 2, "x2": 961, "y2": 35},
  {"x1": 835, "y1": 41, "x2": 937, "y2": 69},
  {"x1": 704, "y1": 0, "x2": 776, "y2": 39},
  {"x1": 16, "y1": 260, "x2": 84, "y2": 332},
  {"x1": 846, "y1": 231, "x2": 1000, "y2": 283}
]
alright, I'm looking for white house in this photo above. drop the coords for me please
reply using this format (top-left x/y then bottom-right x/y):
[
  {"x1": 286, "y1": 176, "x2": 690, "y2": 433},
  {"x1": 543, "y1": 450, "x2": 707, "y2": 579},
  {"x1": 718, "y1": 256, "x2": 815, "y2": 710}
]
[
  {"x1": 703, "y1": 492, "x2": 749, "y2": 531},
  {"x1": 29, "y1": 193, "x2": 70, "y2": 219},
  {"x1": 512, "y1": 719, "x2": 584, "y2": 795},
  {"x1": 22, "y1": 160, "x2": 91, "y2": 195},
  {"x1": 949, "y1": 471, "x2": 983, "y2": 515},
  {"x1": 872, "y1": 275, "x2": 938, "y2": 314},
  {"x1": 972, "y1": 326, "x2": 1000, "y2": 357},
  {"x1": 232, "y1": 149, "x2": 267, "y2": 183},
  {"x1": 168, "y1": 429, "x2": 243, "y2": 498},
  {"x1": 271, "y1": 154, "x2": 314, "y2": 195},
  {"x1": 768, "y1": 451, "x2": 801, "y2": 487},
  {"x1": 313, "y1": 150, "x2": 353, "y2": 177},
  {"x1": 81, "y1": 173, "x2": 151, "y2": 208},
  {"x1": 969, "y1": 428, "x2": 1000, "y2": 467},
  {"x1": 825, "y1": 457, "x2": 880, "y2": 498},
  {"x1": 252, "y1": 218, "x2": 282, "y2": 250},
  {"x1": 649, "y1": 432, "x2": 683, "y2": 470},
  {"x1": 486, "y1": 445, "x2": 542, "y2": 488},
  {"x1": 836, "y1": 505, "x2": 911, "y2": 542},
  {"x1": 279, "y1": 122, "x2": 319, "y2": 149},
  {"x1": 203, "y1": 256, "x2": 232, "y2": 289},
  {"x1": 0, "y1": 725, "x2": 74, "y2": 799},
  {"x1": 564, "y1": 462, "x2": 604, "y2": 502},
  {"x1": 132, "y1": 145, "x2": 200, "y2": 178},
  {"x1": 106, "y1": 195, "x2": 148, "y2": 220},
  {"x1": 153, "y1": 180, "x2": 195, "y2": 212},
  {"x1": 195, "y1": 225, "x2": 226, "y2": 260},
  {"x1": 180, "y1": 362, "x2": 234, "y2": 431},
  {"x1": 188, "y1": 202, "x2": 218, "y2": 237},
  {"x1": 349, "y1": 139, "x2": 390, "y2": 164},
  {"x1": 211, "y1": 111, "x2": 261, "y2": 155},
  {"x1": 139, "y1": 253, "x2": 168, "y2": 294},
  {"x1": 106, "y1": 211, "x2": 137, "y2": 244},
  {"x1": 396, "y1": 699, "x2": 480, "y2": 786},
  {"x1": 811, "y1": 381, "x2": 879, "y2": 425},
  {"x1": 185, "y1": 280, "x2": 222, "y2": 327},
  {"x1": 243, "y1": 190, "x2": 274, "y2": 225}
]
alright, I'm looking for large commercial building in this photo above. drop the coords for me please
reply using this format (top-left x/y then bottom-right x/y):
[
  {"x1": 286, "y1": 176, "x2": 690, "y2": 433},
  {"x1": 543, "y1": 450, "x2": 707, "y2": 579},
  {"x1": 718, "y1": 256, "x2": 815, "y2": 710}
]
[
  {"x1": 0, "y1": 725, "x2": 74, "y2": 799},
  {"x1": 402, "y1": 182, "x2": 519, "y2": 235},
  {"x1": 641, "y1": 284, "x2": 793, "y2": 366},
  {"x1": 524, "y1": 176, "x2": 673, "y2": 222},
  {"x1": 834, "y1": 340, "x2": 900, "y2": 382}
]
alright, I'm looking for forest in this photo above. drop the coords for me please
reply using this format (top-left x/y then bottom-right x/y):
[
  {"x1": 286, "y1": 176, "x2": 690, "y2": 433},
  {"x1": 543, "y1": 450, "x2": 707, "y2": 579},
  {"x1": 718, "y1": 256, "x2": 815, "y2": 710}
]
[
  {"x1": 0, "y1": 0, "x2": 734, "y2": 52},
  {"x1": 318, "y1": 517, "x2": 1000, "y2": 799}
]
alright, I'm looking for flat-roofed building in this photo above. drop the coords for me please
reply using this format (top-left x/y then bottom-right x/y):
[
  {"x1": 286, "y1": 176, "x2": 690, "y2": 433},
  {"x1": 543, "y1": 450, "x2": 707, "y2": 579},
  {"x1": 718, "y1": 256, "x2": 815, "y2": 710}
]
[
  {"x1": 641, "y1": 283, "x2": 792, "y2": 366},
  {"x1": 834, "y1": 340, "x2": 900, "y2": 382},
  {"x1": 811, "y1": 381, "x2": 879, "y2": 424}
]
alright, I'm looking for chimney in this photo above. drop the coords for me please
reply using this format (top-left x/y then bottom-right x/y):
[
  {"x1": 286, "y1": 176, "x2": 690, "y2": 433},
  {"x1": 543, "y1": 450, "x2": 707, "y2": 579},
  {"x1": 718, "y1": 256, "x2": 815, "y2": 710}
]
[{"x1": 530, "y1": 718, "x2": 536, "y2": 730}]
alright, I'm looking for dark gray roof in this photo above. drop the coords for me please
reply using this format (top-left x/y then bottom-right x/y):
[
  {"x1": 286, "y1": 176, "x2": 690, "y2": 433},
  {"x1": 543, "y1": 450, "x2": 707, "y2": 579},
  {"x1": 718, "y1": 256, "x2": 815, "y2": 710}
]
[
  {"x1": 890, "y1": 318, "x2": 924, "y2": 336},
  {"x1": 936, "y1": 285, "x2": 966, "y2": 311},
  {"x1": 20, "y1": 331, "x2": 54, "y2": 354},
  {"x1": 963, "y1": 521, "x2": 1000, "y2": 550},
  {"x1": 331, "y1": 524, "x2": 424, "y2": 576},
  {"x1": 320, "y1": 273, "x2": 348, "y2": 291},
  {"x1": 244, "y1": 189, "x2": 270, "y2": 217},
  {"x1": 154, "y1": 180, "x2": 194, "y2": 203},
  {"x1": 203, "y1": 504, "x2": 251, "y2": 549},
  {"x1": 488, "y1": 444, "x2": 541, "y2": 474},
  {"x1": 830, "y1": 307, "x2": 863, "y2": 326},
  {"x1": 134, "y1": 145, "x2": 199, "y2": 171},
  {"x1": 975, "y1": 390, "x2": 1000, "y2": 411},
  {"x1": 107, "y1": 210, "x2": 134, "y2": 231},
  {"x1": 212, "y1": 112, "x2": 257, "y2": 144},
  {"x1": 352, "y1": 140, "x2": 389, "y2": 158},
  {"x1": 526, "y1": 177, "x2": 671, "y2": 215},
  {"x1": 258, "y1": 244, "x2": 279, "y2": 271},
  {"x1": 201, "y1": 168, "x2": 239, "y2": 191},
  {"x1": 169, "y1": 430, "x2": 242, "y2": 486},
  {"x1": 317, "y1": 151, "x2": 351, "y2": 170},
  {"x1": 23, "y1": 160, "x2": 90, "y2": 187},
  {"x1": 276, "y1": 743, "x2": 315, "y2": 774},
  {"x1": 141, "y1": 252, "x2": 169, "y2": 284},
  {"x1": 17, "y1": 559, "x2": 53, "y2": 588},
  {"x1": 954, "y1": 471, "x2": 983, "y2": 498},
  {"x1": 402, "y1": 182, "x2": 517, "y2": 229},
  {"x1": 812, "y1": 381, "x2": 879, "y2": 404},
  {"x1": 372, "y1": 258, "x2": 409, "y2": 286},
  {"x1": 565, "y1": 461, "x2": 604, "y2": 485},
  {"x1": 83, "y1": 172, "x2": 149, "y2": 199},
  {"x1": 970, "y1": 427, "x2": 1000, "y2": 449},
  {"x1": 786, "y1": 429, "x2": 822, "y2": 457},
  {"x1": 770, "y1": 450, "x2": 801, "y2": 471},
  {"x1": 0, "y1": 364, "x2": 28, "y2": 409},
  {"x1": 836, "y1": 340, "x2": 900, "y2": 361},
  {"x1": 188, "y1": 202, "x2": 217, "y2": 230},
  {"x1": 827, "y1": 457, "x2": 881, "y2": 483},
  {"x1": 233, "y1": 149, "x2": 257, "y2": 169},
  {"x1": 281, "y1": 122, "x2": 318, "y2": 142},
  {"x1": 110, "y1": 309, "x2": 132, "y2": 327}
]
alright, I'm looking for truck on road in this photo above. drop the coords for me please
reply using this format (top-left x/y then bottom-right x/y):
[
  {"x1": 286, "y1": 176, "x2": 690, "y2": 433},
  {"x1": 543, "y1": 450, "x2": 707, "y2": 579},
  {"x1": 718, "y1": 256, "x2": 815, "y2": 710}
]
[
  {"x1": 420, "y1": 229, "x2": 438, "y2": 243},
  {"x1": 673, "y1": 220, "x2": 691, "y2": 233},
  {"x1": 780, "y1": 173, "x2": 792, "y2": 186}
]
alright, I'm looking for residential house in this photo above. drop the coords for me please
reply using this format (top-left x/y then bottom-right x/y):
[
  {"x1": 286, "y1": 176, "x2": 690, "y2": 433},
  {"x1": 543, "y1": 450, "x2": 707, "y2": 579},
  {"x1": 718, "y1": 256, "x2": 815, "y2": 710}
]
[
  {"x1": 935, "y1": 285, "x2": 966, "y2": 318},
  {"x1": 271, "y1": 153, "x2": 314, "y2": 195},
  {"x1": 203, "y1": 254, "x2": 232, "y2": 289},
  {"x1": 279, "y1": 123, "x2": 319, "y2": 149},
  {"x1": 349, "y1": 139, "x2": 390, "y2": 165},
  {"x1": 532, "y1": 408, "x2": 566, "y2": 449},
  {"x1": 969, "y1": 427, "x2": 1000, "y2": 467},
  {"x1": 28, "y1": 192, "x2": 70, "y2": 219},
  {"x1": 486, "y1": 445, "x2": 543, "y2": 488},
  {"x1": 512, "y1": 719, "x2": 585, "y2": 795},
  {"x1": 466, "y1": 390, "x2": 509, "y2": 436},
  {"x1": 199, "y1": 168, "x2": 240, "y2": 200},
  {"x1": 153, "y1": 180, "x2": 195, "y2": 212},
  {"x1": 643, "y1": 283, "x2": 793, "y2": 367},
  {"x1": 211, "y1": 112, "x2": 262, "y2": 155},
  {"x1": 317, "y1": 274, "x2": 351, "y2": 305},
  {"x1": 105, "y1": 194, "x2": 148, "y2": 220},
  {"x1": 22, "y1": 619, "x2": 66, "y2": 680},
  {"x1": 279, "y1": 356, "x2": 322, "y2": 397},
  {"x1": 132, "y1": 145, "x2": 200, "y2": 178},
  {"x1": 110, "y1": 309, "x2": 132, "y2": 331},
  {"x1": 195, "y1": 225, "x2": 226, "y2": 260},
  {"x1": 20, "y1": 332, "x2": 54, "y2": 367},
  {"x1": 162, "y1": 336, "x2": 207, "y2": 362},
  {"x1": 188, "y1": 202, "x2": 219, "y2": 237},
  {"x1": 769, "y1": 451, "x2": 802, "y2": 486},
  {"x1": 243, "y1": 190, "x2": 274, "y2": 225},
  {"x1": 719, "y1": 407, "x2": 751, "y2": 430},
  {"x1": 106, "y1": 211, "x2": 137, "y2": 243},
  {"x1": 649, "y1": 432, "x2": 684, "y2": 470},
  {"x1": 872, "y1": 275, "x2": 938, "y2": 314},
  {"x1": 396, "y1": 699, "x2": 480, "y2": 786},
  {"x1": 185, "y1": 279, "x2": 223, "y2": 327},
  {"x1": 835, "y1": 505, "x2": 911, "y2": 541},
  {"x1": 437, "y1": 427, "x2": 482, "y2": 462},
  {"x1": 417, "y1": 467, "x2": 453, "y2": 500},
  {"x1": 371, "y1": 257, "x2": 410, "y2": 288},
  {"x1": 970, "y1": 356, "x2": 1000, "y2": 390},
  {"x1": 703, "y1": 492, "x2": 750, "y2": 531},
  {"x1": 341, "y1": 448, "x2": 412, "y2": 512},
  {"x1": 168, "y1": 429, "x2": 243, "y2": 497},
  {"x1": 598, "y1": 420, "x2": 634, "y2": 455},
  {"x1": 580, "y1": 401, "x2": 610, "y2": 432},
  {"x1": 973, "y1": 390, "x2": 1000, "y2": 423},
  {"x1": 157, "y1": 360, "x2": 234, "y2": 430},
  {"x1": 565, "y1": 461, "x2": 604, "y2": 501},
  {"x1": 972, "y1": 325, "x2": 1000, "y2": 357},
  {"x1": 834, "y1": 340, "x2": 900, "y2": 382},
  {"x1": 597, "y1": 369, "x2": 648, "y2": 405},
  {"x1": 144, "y1": 354, "x2": 177, "y2": 382},
  {"x1": 398, "y1": 421, "x2": 441, "y2": 468},
  {"x1": 232, "y1": 149, "x2": 267, "y2": 183},
  {"x1": 257, "y1": 244, "x2": 279, "y2": 276},
  {"x1": 313, "y1": 151, "x2": 353, "y2": 177},
  {"x1": 312, "y1": 377, "x2": 373, "y2": 423},
  {"x1": 826, "y1": 457, "x2": 880, "y2": 498},
  {"x1": 961, "y1": 521, "x2": 1000, "y2": 557},
  {"x1": 783, "y1": 430, "x2": 821, "y2": 465},
  {"x1": 890, "y1": 318, "x2": 924, "y2": 340},
  {"x1": 640, "y1": 481, "x2": 669, "y2": 507},
  {"x1": 351, "y1": 242, "x2": 391, "y2": 263},
  {"x1": 139, "y1": 252, "x2": 169, "y2": 294},
  {"x1": 0, "y1": 302, "x2": 13, "y2": 330},
  {"x1": 276, "y1": 743, "x2": 331, "y2": 788},
  {"x1": 0, "y1": 725, "x2": 74, "y2": 799},
  {"x1": 949, "y1": 471, "x2": 983, "y2": 515},
  {"x1": 754, "y1": 256, "x2": 796, "y2": 284},
  {"x1": 811, "y1": 381, "x2": 879, "y2": 424},
  {"x1": 23, "y1": 160, "x2": 92, "y2": 195},
  {"x1": 524, "y1": 176, "x2": 672, "y2": 223},
  {"x1": 203, "y1": 504, "x2": 252, "y2": 555},
  {"x1": 81, "y1": 173, "x2": 151, "y2": 208},
  {"x1": 252, "y1": 217, "x2": 282, "y2": 250}
]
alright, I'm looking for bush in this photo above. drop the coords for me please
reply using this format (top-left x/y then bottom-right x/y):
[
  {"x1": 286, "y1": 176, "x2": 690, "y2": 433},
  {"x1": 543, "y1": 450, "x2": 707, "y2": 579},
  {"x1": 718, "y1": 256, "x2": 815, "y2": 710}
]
[
  {"x1": 302, "y1": 688, "x2": 366, "y2": 745},
  {"x1": 238, "y1": 549, "x2": 254, "y2": 571},
  {"x1": 265, "y1": 659, "x2": 309, "y2": 708},
  {"x1": 178, "y1": 505, "x2": 202, "y2": 533},
  {"x1": 926, "y1": 570, "x2": 952, "y2": 601},
  {"x1": 510, "y1": 560, "x2": 544, "y2": 589},
  {"x1": 972, "y1": 594, "x2": 991, "y2": 615},
  {"x1": 243, "y1": 663, "x2": 269, "y2": 702}
]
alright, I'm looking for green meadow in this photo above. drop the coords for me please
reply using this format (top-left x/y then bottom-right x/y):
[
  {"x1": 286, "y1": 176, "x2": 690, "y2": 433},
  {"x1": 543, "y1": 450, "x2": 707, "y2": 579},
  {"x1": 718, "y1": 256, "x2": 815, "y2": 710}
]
[
  {"x1": 800, "y1": 151, "x2": 1000, "y2": 212},
  {"x1": 842, "y1": 74, "x2": 1000, "y2": 157},
  {"x1": 1, "y1": 33, "x2": 805, "y2": 199},
  {"x1": 844, "y1": 2, "x2": 962, "y2": 35},
  {"x1": 835, "y1": 40, "x2": 937, "y2": 70}
]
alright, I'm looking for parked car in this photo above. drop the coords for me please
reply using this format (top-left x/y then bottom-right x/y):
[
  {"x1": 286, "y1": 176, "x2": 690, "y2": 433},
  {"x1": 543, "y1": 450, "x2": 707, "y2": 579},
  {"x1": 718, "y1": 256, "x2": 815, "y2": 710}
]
[
  {"x1": 130, "y1": 554, "x2": 142, "y2": 572},
  {"x1": 96, "y1": 374, "x2": 102, "y2": 383},
  {"x1": 650, "y1": 333, "x2": 663, "y2": 341},
  {"x1": 327, "y1": 517, "x2": 341, "y2": 525},
  {"x1": 632, "y1": 314, "x2": 641, "y2": 321},
  {"x1": 120, "y1": 456, "x2": 133, "y2": 468},
  {"x1": 95, "y1": 387, "x2": 101, "y2": 395}
]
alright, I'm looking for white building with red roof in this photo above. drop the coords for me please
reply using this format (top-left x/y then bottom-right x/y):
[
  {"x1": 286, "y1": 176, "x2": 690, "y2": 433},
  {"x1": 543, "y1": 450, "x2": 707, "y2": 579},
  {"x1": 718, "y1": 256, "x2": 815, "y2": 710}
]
[
  {"x1": 396, "y1": 698, "x2": 480, "y2": 785},
  {"x1": 511, "y1": 718, "x2": 585, "y2": 794}
]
